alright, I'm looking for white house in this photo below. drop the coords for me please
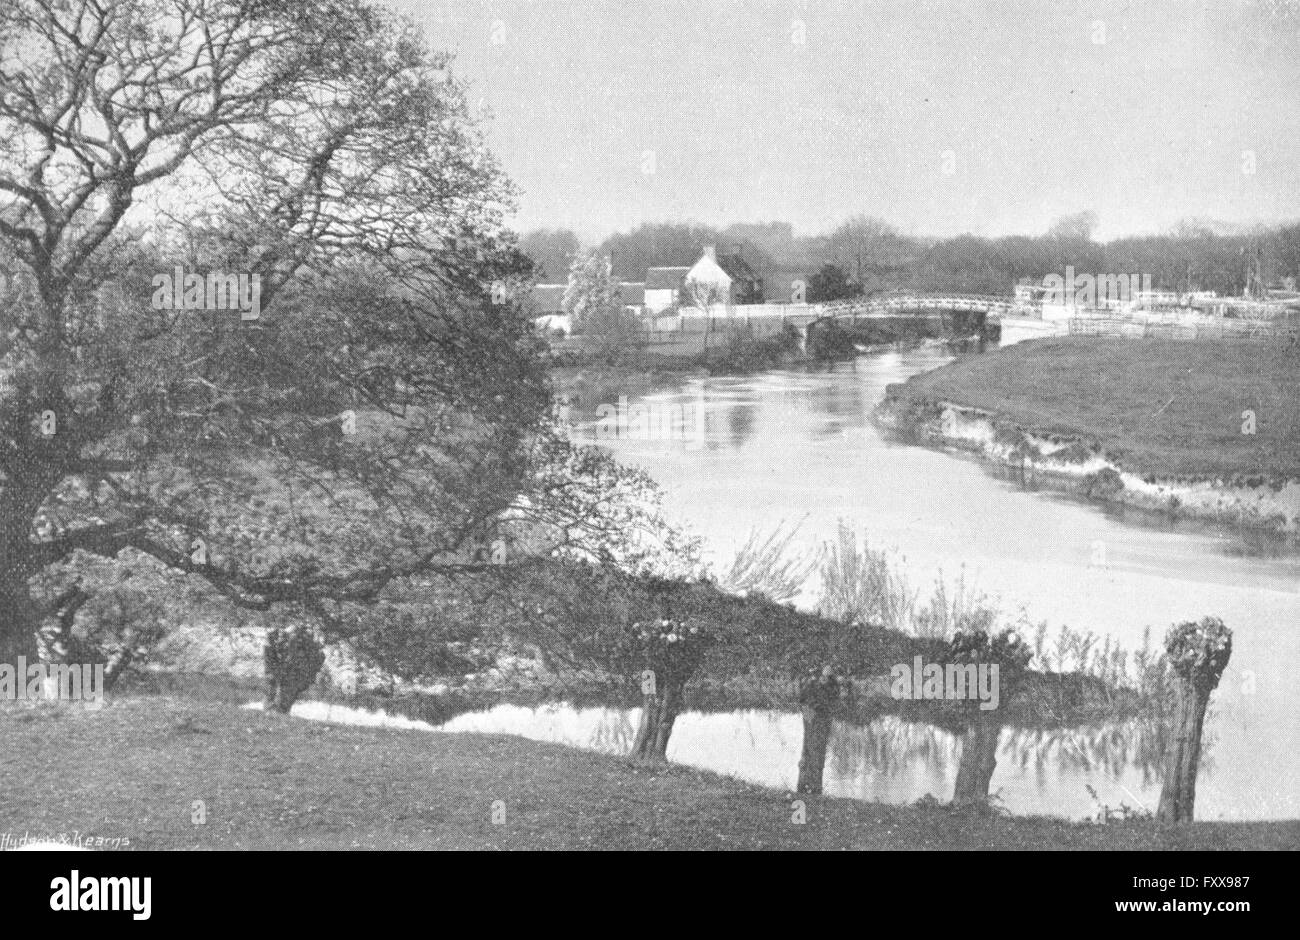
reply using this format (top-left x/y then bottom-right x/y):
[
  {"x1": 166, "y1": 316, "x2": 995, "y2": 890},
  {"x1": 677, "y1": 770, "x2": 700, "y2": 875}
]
[{"x1": 681, "y1": 246, "x2": 764, "y2": 309}]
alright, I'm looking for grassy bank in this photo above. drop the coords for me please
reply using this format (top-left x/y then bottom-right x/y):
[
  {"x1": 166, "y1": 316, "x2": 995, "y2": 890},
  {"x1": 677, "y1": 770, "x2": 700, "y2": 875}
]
[
  {"x1": 882, "y1": 337, "x2": 1300, "y2": 480},
  {"x1": 2, "y1": 694, "x2": 1293, "y2": 850},
  {"x1": 548, "y1": 324, "x2": 806, "y2": 375}
]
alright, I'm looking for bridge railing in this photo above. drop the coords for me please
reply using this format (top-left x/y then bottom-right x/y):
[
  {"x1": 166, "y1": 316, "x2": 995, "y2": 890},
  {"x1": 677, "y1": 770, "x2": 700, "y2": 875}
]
[{"x1": 817, "y1": 295, "x2": 1020, "y2": 319}]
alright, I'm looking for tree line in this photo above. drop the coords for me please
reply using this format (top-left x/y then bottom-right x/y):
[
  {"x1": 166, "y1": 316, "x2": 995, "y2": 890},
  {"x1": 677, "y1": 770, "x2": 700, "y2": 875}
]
[{"x1": 523, "y1": 213, "x2": 1300, "y2": 303}]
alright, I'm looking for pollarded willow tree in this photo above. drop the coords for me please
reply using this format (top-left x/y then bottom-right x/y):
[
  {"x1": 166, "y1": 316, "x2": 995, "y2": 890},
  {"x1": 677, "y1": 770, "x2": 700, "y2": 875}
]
[{"x1": 0, "y1": 0, "x2": 641, "y2": 676}]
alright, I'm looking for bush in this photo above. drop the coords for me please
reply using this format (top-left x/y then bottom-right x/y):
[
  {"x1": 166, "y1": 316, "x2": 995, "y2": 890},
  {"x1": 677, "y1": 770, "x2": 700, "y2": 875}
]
[
  {"x1": 807, "y1": 321, "x2": 858, "y2": 360},
  {"x1": 1082, "y1": 467, "x2": 1124, "y2": 500},
  {"x1": 263, "y1": 625, "x2": 326, "y2": 712},
  {"x1": 704, "y1": 324, "x2": 798, "y2": 374},
  {"x1": 347, "y1": 594, "x2": 497, "y2": 683},
  {"x1": 817, "y1": 522, "x2": 916, "y2": 634},
  {"x1": 36, "y1": 580, "x2": 166, "y2": 692}
]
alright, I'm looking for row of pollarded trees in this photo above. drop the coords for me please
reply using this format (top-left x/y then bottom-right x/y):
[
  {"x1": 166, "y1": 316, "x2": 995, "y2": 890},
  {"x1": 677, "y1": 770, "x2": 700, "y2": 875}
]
[
  {"x1": 609, "y1": 579, "x2": 1233, "y2": 823},
  {"x1": 246, "y1": 546, "x2": 1231, "y2": 823}
]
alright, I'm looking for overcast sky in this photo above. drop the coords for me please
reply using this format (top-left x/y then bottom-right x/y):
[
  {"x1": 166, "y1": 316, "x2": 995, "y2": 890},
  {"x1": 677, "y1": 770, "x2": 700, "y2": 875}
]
[{"x1": 385, "y1": 0, "x2": 1300, "y2": 242}]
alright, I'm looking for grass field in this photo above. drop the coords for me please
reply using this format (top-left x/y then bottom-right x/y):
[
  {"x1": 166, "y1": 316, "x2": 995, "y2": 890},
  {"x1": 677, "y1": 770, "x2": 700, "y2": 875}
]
[
  {"x1": 2, "y1": 695, "x2": 1294, "y2": 850},
  {"x1": 888, "y1": 337, "x2": 1300, "y2": 479}
]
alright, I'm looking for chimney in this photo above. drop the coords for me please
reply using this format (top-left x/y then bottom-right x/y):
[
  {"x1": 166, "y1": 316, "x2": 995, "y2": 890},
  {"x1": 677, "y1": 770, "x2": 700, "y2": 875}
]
[{"x1": 703, "y1": 245, "x2": 716, "y2": 261}]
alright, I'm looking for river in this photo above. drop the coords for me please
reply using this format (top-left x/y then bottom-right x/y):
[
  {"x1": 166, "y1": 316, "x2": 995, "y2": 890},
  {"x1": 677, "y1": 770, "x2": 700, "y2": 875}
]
[{"x1": 463, "y1": 348, "x2": 1300, "y2": 821}]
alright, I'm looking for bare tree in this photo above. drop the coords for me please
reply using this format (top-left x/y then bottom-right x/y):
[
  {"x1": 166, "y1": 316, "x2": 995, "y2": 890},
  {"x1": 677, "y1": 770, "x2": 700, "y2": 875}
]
[
  {"x1": 824, "y1": 215, "x2": 900, "y2": 289},
  {"x1": 0, "y1": 0, "x2": 561, "y2": 674},
  {"x1": 682, "y1": 276, "x2": 725, "y2": 351}
]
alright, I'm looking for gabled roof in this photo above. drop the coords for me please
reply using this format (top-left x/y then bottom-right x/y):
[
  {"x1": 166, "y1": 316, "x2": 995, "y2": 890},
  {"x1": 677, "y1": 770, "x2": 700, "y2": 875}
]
[
  {"x1": 717, "y1": 252, "x2": 759, "y2": 283},
  {"x1": 646, "y1": 267, "x2": 690, "y2": 290},
  {"x1": 530, "y1": 283, "x2": 567, "y2": 312}
]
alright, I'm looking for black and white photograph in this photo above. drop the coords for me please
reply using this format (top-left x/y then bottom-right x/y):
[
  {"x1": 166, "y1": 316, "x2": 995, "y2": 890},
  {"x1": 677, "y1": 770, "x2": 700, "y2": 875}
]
[{"x1": 0, "y1": 0, "x2": 1295, "y2": 913}]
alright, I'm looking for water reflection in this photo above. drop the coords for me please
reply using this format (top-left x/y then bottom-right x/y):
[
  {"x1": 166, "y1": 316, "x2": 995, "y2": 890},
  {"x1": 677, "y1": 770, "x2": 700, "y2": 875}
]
[
  {"x1": 555, "y1": 349, "x2": 1299, "y2": 820},
  {"x1": 434, "y1": 703, "x2": 1179, "y2": 821}
]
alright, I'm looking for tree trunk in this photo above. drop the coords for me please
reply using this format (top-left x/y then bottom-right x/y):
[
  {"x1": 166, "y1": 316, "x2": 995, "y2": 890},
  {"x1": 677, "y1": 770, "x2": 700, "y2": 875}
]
[
  {"x1": 796, "y1": 702, "x2": 835, "y2": 794},
  {"x1": 630, "y1": 678, "x2": 683, "y2": 762},
  {"x1": 1157, "y1": 679, "x2": 1212, "y2": 822},
  {"x1": 796, "y1": 672, "x2": 841, "y2": 795},
  {"x1": 0, "y1": 484, "x2": 50, "y2": 668},
  {"x1": 0, "y1": 581, "x2": 40, "y2": 667},
  {"x1": 953, "y1": 712, "x2": 1002, "y2": 803},
  {"x1": 0, "y1": 548, "x2": 42, "y2": 669}
]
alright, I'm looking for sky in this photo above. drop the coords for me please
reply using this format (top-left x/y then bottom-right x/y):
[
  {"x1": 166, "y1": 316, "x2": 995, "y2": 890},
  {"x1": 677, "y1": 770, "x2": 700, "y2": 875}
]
[{"x1": 384, "y1": 0, "x2": 1300, "y2": 243}]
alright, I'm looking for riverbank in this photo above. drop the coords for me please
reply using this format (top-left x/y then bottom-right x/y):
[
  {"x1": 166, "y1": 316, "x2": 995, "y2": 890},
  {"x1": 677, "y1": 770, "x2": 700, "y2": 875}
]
[
  {"x1": 548, "y1": 317, "x2": 993, "y2": 379},
  {"x1": 3, "y1": 694, "x2": 1292, "y2": 849},
  {"x1": 547, "y1": 326, "x2": 806, "y2": 376},
  {"x1": 875, "y1": 337, "x2": 1300, "y2": 535}
]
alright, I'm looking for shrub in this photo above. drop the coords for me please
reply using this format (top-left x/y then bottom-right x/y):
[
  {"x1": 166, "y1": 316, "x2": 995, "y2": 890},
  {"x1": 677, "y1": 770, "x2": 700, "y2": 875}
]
[
  {"x1": 807, "y1": 321, "x2": 858, "y2": 360},
  {"x1": 36, "y1": 581, "x2": 166, "y2": 692},
  {"x1": 817, "y1": 522, "x2": 916, "y2": 634},
  {"x1": 704, "y1": 324, "x2": 798, "y2": 374},
  {"x1": 1052, "y1": 440, "x2": 1096, "y2": 464},
  {"x1": 263, "y1": 625, "x2": 326, "y2": 712},
  {"x1": 1082, "y1": 467, "x2": 1124, "y2": 500}
]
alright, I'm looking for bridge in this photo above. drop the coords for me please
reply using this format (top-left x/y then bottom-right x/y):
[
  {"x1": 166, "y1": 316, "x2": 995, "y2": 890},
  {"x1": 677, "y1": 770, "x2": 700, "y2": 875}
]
[
  {"x1": 639, "y1": 293, "x2": 1062, "y2": 352},
  {"x1": 815, "y1": 293, "x2": 1021, "y2": 322},
  {"x1": 667, "y1": 293, "x2": 1025, "y2": 329},
  {"x1": 639, "y1": 290, "x2": 1300, "y2": 353}
]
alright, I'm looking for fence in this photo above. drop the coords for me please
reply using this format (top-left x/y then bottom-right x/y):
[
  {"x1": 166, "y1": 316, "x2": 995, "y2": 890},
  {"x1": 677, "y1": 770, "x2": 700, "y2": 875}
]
[{"x1": 1067, "y1": 316, "x2": 1298, "y2": 341}]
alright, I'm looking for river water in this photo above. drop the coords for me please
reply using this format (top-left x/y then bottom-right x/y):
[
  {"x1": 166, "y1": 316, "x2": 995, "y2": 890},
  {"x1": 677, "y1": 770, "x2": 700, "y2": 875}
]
[{"x1": 452, "y1": 349, "x2": 1299, "y2": 821}]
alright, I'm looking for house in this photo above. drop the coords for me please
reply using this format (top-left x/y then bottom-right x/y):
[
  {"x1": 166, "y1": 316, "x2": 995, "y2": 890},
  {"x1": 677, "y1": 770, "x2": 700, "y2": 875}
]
[
  {"x1": 529, "y1": 279, "x2": 645, "y2": 335},
  {"x1": 618, "y1": 282, "x2": 645, "y2": 314},
  {"x1": 645, "y1": 266, "x2": 691, "y2": 314},
  {"x1": 681, "y1": 246, "x2": 764, "y2": 308},
  {"x1": 530, "y1": 283, "x2": 571, "y2": 335},
  {"x1": 530, "y1": 246, "x2": 767, "y2": 331},
  {"x1": 531, "y1": 283, "x2": 567, "y2": 315}
]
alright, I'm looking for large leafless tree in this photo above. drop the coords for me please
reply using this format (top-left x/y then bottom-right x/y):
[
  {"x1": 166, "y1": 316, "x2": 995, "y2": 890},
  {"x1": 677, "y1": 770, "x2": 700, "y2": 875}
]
[{"x1": 0, "y1": 0, "x2": 665, "y2": 669}]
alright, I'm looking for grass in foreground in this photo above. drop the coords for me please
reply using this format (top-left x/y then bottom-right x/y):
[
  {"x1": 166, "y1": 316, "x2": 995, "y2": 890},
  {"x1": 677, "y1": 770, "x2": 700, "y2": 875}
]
[
  {"x1": 1, "y1": 696, "x2": 1294, "y2": 850},
  {"x1": 890, "y1": 337, "x2": 1300, "y2": 479}
]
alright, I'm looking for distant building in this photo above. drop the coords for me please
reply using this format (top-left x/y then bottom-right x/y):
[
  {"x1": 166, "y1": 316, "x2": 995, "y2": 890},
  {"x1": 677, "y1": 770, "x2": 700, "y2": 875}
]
[
  {"x1": 528, "y1": 279, "x2": 644, "y2": 336},
  {"x1": 530, "y1": 246, "x2": 770, "y2": 333},
  {"x1": 618, "y1": 282, "x2": 646, "y2": 313},
  {"x1": 644, "y1": 266, "x2": 691, "y2": 314},
  {"x1": 530, "y1": 283, "x2": 570, "y2": 334},
  {"x1": 683, "y1": 246, "x2": 764, "y2": 307},
  {"x1": 531, "y1": 283, "x2": 567, "y2": 316}
]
